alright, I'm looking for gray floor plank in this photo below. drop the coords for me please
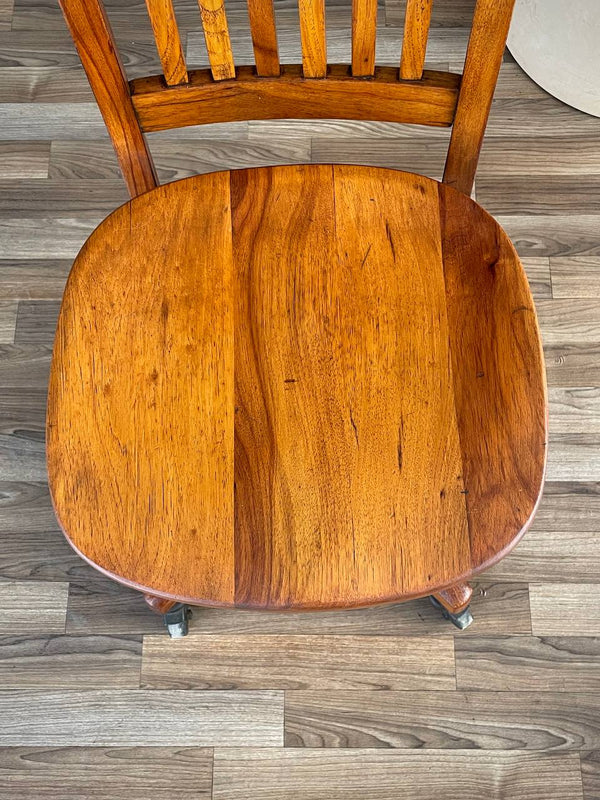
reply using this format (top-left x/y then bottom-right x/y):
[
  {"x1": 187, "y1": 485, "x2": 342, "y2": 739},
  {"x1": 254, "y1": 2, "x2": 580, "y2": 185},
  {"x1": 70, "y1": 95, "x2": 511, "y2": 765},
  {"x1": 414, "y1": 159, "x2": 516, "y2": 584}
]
[
  {"x1": 14, "y1": 299, "x2": 59, "y2": 342},
  {"x1": 0, "y1": 300, "x2": 17, "y2": 344},
  {"x1": 212, "y1": 749, "x2": 583, "y2": 800},
  {"x1": 67, "y1": 579, "x2": 529, "y2": 636},
  {"x1": 0, "y1": 260, "x2": 70, "y2": 301},
  {"x1": 549, "y1": 388, "x2": 600, "y2": 434},
  {"x1": 0, "y1": 142, "x2": 49, "y2": 178},
  {"x1": 545, "y1": 344, "x2": 600, "y2": 387},
  {"x1": 0, "y1": 180, "x2": 128, "y2": 218},
  {"x1": 49, "y1": 139, "x2": 311, "y2": 181},
  {"x1": 0, "y1": 746, "x2": 213, "y2": 800},
  {"x1": 0, "y1": 690, "x2": 283, "y2": 746},
  {"x1": 496, "y1": 216, "x2": 600, "y2": 258},
  {"x1": 456, "y1": 636, "x2": 600, "y2": 691},
  {"x1": 0, "y1": 635, "x2": 142, "y2": 688},
  {"x1": 0, "y1": 344, "x2": 51, "y2": 388},
  {"x1": 141, "y1": 635, "x2": 456, "y2": 691},
  {"x1": 582, "y1": 750, "x2": 600, "y2": 800},
  {"x1": 551, "y1": 257, "x2": 600, "y2": 299},
  {"x1": 530, "y1": 584, "x2": 600, "y2": 637},
  {"x1": 0, "y1": 218, "x2": 99, "y2": 259},
  {"x1": 285, "y1": 691, "x2": 600, "y2": 751},
  {"x1": 0, "y1": 581, "x2": 68, "y2": 634}
]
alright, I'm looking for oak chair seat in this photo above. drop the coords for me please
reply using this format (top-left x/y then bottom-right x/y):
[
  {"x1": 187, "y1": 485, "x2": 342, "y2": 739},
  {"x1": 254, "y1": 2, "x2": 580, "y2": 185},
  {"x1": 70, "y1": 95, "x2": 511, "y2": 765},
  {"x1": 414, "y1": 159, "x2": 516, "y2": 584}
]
[{"x1": 47, "y1": 164, "x2": 547, "y2": 611}]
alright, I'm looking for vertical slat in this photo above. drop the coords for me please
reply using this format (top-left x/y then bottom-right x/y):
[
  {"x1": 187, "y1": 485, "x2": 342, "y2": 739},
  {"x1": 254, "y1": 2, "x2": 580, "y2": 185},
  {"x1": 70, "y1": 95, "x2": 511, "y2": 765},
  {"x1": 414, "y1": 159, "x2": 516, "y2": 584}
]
[
  {"x1": 59, "y1": 0, "x2": 157, "y2": 198},
  {"x1": 400, "y1": 0, "x2": 433, "y2": 80},
  {"x1": 247, "y1": 0, "x2": 280, "y2": 77},
  {"x1": 197, "y1": 0, "x2": 236, "y2": 81},
  {"x1": 443, "y1": 0, "x2": 516, "y2": 195},
  {"x1": 298, "y1": 0, "x2": 327, "y2": 78},
  {"x1": 145, "y1": 0, "x2": 189, "y2": 86},
  {"x1": 351, "y1": 0, "x2": 377, "y2": 77}
]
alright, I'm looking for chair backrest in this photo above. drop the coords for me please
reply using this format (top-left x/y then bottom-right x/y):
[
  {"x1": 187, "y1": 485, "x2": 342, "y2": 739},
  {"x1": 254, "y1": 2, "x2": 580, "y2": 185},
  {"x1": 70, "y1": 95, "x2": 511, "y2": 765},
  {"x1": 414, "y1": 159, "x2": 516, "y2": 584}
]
[{"x1": 59, "y1": 0, "x2": 516, "y2": 199}]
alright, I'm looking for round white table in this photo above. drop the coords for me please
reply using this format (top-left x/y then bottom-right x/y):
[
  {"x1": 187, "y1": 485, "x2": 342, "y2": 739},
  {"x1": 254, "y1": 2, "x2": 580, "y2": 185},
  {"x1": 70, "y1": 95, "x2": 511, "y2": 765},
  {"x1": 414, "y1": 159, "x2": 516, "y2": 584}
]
[{"x1": 508, "y1": 0, "x2": 600, "y2": 118}]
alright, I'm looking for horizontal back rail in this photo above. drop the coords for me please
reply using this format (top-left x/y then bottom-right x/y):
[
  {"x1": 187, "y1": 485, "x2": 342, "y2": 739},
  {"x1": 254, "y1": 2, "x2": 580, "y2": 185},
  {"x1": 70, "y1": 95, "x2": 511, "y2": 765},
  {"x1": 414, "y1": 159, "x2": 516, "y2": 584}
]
[{"x1": 130, "y1": 66, "x2": 460, "y2": 131}]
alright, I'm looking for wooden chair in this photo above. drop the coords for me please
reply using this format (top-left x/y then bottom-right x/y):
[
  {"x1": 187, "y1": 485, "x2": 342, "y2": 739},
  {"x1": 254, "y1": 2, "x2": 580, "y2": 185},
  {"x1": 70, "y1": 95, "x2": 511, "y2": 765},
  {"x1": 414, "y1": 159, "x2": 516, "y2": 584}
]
[{"x1": 48, "y1": 0, "x2": 547, "y2": 636}]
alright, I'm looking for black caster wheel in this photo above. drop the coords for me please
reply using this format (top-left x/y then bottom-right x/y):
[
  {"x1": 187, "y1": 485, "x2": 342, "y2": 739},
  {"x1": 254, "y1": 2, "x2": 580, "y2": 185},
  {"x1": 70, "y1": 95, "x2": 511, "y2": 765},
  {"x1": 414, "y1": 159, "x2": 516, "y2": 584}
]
[
  {"x1": 163, "y1": 603, "x2": 192, "y2": 638},
  {"x1": 429, "y1": 596, "x2": 473, "y2": 630}
]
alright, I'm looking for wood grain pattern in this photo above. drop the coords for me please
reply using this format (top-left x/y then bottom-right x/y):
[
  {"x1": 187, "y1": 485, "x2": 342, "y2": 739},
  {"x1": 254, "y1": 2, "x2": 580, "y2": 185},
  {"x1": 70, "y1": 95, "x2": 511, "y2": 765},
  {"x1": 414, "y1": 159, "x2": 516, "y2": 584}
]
[
  {"x1": 231, "y1": 164, "x2": 468, "y2": 608},
  {"x1": 212, "y1": 749, "x2": 583, "y2": 800},
  {"x1": 285, "y1": 691, "x2": 600, "y2": 750},
  {"x1": 58, "y1": 0, "x2": 157, "y2": 197},
  {"x1": 47, "y1": 172, "x2": 235, "y2": 605},
  {"x1": 439, "y1": 184, "x2": 547, "y2": 568},
  {"x1": 197, "y1": 0, "x2": 235, "y2": 81},
  {"x1": 476, "y1": 176, "x2": 600, "y2": 216},
  {"x1": 551, "y1": 257, "x2": 600, "y2": 299},
  {"x1": 456, "y1": 636, "x2": 600, "y2": 691},
  {"x1": 496, "y1": 215, "x2": 600, "y2": 259},
  {"x1": 0, "y1": 581, "x2": 68, "y2": 634},
  {"x1": 0, "y1": 142, "x2": 49, "y2": 178},
  {"x1": 141, "y1": 635, "x2": 456, "y2": 690},
  {"x1": 0, "y1": 690, "x2": 283, "y2": 746},
  {"x1": 0, "y1": 635, "x2": 142, "y2": 688},
  {"x1": 443, "y1": 0, "x2": 516, "y2": 194},
  {"x1": 47, "y1": 165, "x2": 546, "y2": 609},
  {"x1": 0, "y1": 345, "x2": 51, "y2": 389},
  {"x1": 530, "y1": 584, "x2": 600, "y2": 637},
  {"x1": 144, "y1": 0, "x2": 188, "y2": 85},
  {"x1": 130, "y1": 66, "x2": 461, "y2": 132},
  {"x1": 298, "y1": 0, "x2": 326, "y2": 78},
  {"x1": 66, "y1": 578, "x2": 165, "y2": 634},
  {"x1": 0, "y1": 260, "x2": 69, "y2": 300},
  {"x1": 400, "y1": 0, "x2": 433, "y2": 80},
  {"x1": 49, "y1": 139, "x2": 311, "y2": 182},
  {"x1": 351, "y1": 0, "x2": 377, "y2": 77},
  {"x1": 0, "y1": 0, "x2": 13, "y2": 30},
  {"x1": 487, "y1": 527, "x2": 600, "y2": 583},
  {"x1": 0, "y1": 180, "x2": 128, "y2": 217},
  {"x1": 14, "y1": 300, "x2": 60, "y2": 343},
  {"x1": 0, "y1": 747, "x2": 213, "y2": 800},
  {"x1": 247, "y1": 0, "x2": 279, "y2": 77},
  {"x1": 582, "y1": 750, "x2": 600, "y2": 800},
  {"x1": 0, "y1": 300, "x2": 17, "y2": 344}
]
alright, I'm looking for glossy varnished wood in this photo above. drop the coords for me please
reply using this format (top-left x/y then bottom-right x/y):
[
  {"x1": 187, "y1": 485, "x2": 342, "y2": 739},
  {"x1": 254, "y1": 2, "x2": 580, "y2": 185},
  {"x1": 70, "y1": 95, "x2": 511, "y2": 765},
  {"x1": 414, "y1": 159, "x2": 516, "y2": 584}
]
[
  {"x1": 351, "y1": 0, "x2": 378, "y2": 77},
  {"x1": 443, "y1": 0, "x2": 516, "y2": 194},
  {"x1": 144, "y1": 0, "x2": 188, "y2": 86},
  {"x1": 400, "y1": 0, "x2": 433, "y2": 80},
  {"x1": 47, "y1": 165, "x2": 547, "y2": 608},
  {"x1": 246, "y1": 0, "x2": 279, "y2": 77},
  {"x1": 197, "y1": 0, "x2": 235, "y2": 81},
  {"x1": 58, "y1": 0, "x2": 157, "y2": 198},
  {"x1": 299, "y1": 0, "x2": 327, "y2": 78},
  {"x1": 48, "y1": 171, "x2": 235, "y2": 606},
  {"x1": 130, "y1": 66, "x2": 461, "y2": 132}
]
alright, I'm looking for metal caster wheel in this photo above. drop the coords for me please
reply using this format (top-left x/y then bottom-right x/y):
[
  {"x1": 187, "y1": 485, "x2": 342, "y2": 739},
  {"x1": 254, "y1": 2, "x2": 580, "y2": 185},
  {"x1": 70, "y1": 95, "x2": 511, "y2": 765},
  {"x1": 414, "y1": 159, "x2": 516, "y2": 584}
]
[
  {"x1": 163, "y1": 603, "x2": 192, "y2": 638},
  {"x1": 429, "y1": 596, "x2": 473, "y2": 630}
]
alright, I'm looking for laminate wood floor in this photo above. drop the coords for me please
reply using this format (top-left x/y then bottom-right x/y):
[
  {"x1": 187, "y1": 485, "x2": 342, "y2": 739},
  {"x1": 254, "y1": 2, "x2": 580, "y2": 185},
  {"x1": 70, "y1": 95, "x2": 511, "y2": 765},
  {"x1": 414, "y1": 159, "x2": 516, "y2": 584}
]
[{"x1": 1, "y1": 0, "x2": 599, "y2": 797}]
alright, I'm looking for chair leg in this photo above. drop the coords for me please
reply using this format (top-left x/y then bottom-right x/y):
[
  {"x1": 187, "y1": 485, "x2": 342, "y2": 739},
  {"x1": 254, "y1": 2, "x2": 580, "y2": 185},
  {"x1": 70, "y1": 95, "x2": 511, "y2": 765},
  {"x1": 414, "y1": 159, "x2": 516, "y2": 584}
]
[
  {"x1": 429, "y1": 582, "x2": 473, "y2": 630},
  {"x1": 144, "y1": 593, "x2": 192, "y2": 638}
]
